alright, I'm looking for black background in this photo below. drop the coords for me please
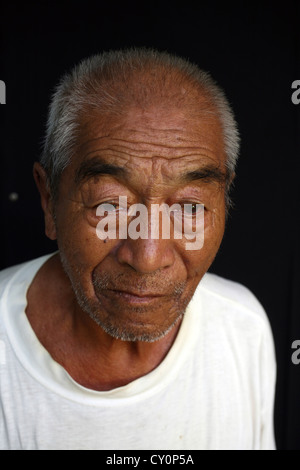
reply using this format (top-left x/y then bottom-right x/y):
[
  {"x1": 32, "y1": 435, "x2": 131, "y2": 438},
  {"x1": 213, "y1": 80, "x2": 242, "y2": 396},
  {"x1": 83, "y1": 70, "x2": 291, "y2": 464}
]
[{"x1": 0, "y1": 0, "x2": 299, "y2": 450}]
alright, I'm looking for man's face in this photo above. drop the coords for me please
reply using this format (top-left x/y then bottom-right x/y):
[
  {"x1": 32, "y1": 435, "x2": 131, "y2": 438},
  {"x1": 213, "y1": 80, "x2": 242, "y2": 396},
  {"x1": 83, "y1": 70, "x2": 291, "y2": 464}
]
[{"x1": 48, "y1": 103, "x2": 227, "y2": 342}]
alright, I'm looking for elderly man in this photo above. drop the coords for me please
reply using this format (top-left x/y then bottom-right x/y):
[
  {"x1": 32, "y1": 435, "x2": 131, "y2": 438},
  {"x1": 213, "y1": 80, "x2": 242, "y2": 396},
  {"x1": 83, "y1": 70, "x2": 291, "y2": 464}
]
[{"x1": 0, "y1": 48, "x2": 276, "y2": 450}]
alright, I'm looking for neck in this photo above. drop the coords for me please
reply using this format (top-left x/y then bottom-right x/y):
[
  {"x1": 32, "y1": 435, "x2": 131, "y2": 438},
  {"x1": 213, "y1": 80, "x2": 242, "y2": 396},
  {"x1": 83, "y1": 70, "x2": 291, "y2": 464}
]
[{"x1": 26, "y1": 253, "x2": 182, "y2": 391}]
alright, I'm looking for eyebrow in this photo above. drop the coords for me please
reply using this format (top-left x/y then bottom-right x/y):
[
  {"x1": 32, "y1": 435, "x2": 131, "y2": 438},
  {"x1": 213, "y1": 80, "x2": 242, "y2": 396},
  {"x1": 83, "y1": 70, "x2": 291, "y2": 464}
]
[
  {"x1": 75, "y1": 157, "x2": 227, "y2": 187},
  {"x1": 181, "y1": 165, "x2": 227, "y2": 185},
  {"x1": 75, "y1": 157, "x2": 128, "y2": 185}
]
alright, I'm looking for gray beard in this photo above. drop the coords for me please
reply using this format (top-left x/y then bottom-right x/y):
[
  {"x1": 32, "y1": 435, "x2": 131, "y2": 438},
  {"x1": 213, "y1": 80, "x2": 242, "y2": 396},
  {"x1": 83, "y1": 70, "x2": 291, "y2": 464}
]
[{"x1": 59, "y1": 251, "x2": 189, "y2": 343}]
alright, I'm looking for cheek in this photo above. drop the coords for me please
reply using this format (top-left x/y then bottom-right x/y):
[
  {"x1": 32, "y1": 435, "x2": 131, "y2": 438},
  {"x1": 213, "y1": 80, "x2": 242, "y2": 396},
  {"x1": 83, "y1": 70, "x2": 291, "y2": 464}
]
[
  {"x1": 183, "y1": 244, "x2": 215, "y2": 280},
  {"x1": 203, "y1": 214, "x2": 225, "y2": 265},
  {"x1": 204, "y1": 193, "x2": 226, "y2": 241},
  {"x1": 205, "y1": 211, "x2": 225, "y2": 247},
  {"x1": 182, "y1": 207, "x2": 225, "y2": 279},
  {"x1": 55, "y1": 204, "x2": 111, "y2": 272}
]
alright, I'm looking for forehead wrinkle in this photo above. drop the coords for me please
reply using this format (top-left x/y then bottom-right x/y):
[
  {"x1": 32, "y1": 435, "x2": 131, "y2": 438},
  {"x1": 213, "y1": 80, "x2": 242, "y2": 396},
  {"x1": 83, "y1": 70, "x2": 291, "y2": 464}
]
[
  {"x1": 81, "y1": 140, "x2": 219, "y2": 164},
  {"x1": 82, "y1": 132, "x2": 216, "y2": 151},
  {"x1": 79, "y1": 151, "x2": 220, "y2": 178},
  {"x1": 74, "y1": 107, "x2": 225, "y2": 179},
  {"x1": 107, "y1": 141, "x2": 215, "y2": 159},
  {"x1": 78, "y1": 115, "x2": 222, "y2": 155}
]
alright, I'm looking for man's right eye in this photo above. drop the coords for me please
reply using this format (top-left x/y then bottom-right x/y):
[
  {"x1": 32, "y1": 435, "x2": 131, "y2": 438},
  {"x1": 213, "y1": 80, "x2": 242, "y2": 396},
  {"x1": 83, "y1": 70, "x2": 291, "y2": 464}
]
[
  {"x1": 95, "y1": 203, "x2": 118, "y2": 215},
  {"x1": 95, "y1": 202, "x2": 129, "y2": 216},
  {"x1": 101, "y1": 203, "x2": 118, "y2": 211}
]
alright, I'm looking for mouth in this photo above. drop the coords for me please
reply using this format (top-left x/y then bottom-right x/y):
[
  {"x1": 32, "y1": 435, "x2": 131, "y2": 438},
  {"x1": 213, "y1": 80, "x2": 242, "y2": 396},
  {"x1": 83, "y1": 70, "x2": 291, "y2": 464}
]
[{"x1": 105, "y1": 289, "x2": 165, "y2": 304}]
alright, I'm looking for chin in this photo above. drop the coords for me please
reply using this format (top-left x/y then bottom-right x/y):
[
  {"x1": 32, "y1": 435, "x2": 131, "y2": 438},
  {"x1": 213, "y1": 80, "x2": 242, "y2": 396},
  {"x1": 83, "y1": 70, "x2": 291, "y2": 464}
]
[{"x1": 89, "y1": 312, "x2": 183, "y2": 343}]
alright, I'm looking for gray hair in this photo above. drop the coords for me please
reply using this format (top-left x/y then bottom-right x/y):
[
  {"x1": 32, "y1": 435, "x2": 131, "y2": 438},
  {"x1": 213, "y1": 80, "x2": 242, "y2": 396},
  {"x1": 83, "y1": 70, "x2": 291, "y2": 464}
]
[{"x1": 40, "y1": 48, "x2": 240, "y2": 201}]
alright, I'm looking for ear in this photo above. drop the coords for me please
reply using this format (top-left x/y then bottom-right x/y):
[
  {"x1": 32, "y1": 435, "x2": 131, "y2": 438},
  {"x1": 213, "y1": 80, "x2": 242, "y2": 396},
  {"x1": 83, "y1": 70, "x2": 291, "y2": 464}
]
[
  {"x1": 226, "y1": 171, "x2": 236, "y2": 192},
  {"x1": 229, "y1": 172, "x2": 236, "y2": 186},
  {"x1": 33, "y1": 162, "x2": 57, "y2": 240}
]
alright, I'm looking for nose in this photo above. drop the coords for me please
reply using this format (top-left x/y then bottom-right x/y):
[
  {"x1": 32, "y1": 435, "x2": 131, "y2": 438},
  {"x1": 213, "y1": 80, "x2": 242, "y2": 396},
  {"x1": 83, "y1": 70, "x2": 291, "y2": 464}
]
[{"x1": 116, "y1": 237, "x2": 176, "y2": 274}]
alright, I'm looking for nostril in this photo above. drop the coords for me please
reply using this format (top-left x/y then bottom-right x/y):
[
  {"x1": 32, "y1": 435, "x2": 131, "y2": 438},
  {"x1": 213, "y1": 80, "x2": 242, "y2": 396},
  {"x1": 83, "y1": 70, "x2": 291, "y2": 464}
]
[{"x1": 116, "y1": 238, "x2": 175, "y2": 274}]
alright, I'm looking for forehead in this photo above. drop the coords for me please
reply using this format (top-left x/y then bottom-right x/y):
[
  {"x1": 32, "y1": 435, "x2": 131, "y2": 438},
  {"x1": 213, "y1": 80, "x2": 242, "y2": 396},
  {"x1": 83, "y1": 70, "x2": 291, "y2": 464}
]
[{"x1": 73, "y1": 103, "x2": 226, "y2": 181}]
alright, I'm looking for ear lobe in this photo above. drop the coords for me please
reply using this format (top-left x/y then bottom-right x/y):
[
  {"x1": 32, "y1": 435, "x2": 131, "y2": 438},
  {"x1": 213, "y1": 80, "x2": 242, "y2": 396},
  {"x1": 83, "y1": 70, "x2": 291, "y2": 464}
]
[{"x1": 33, "y1": 162, "x2": 57, "y2": 240}]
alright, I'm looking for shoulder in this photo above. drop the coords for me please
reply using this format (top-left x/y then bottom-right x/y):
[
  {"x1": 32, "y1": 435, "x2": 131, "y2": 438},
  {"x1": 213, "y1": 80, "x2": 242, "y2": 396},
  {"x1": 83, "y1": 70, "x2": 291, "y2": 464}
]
[
  {"x1": 194, "y1": 272, "x2": 276, "y2": 375},
  {"x1": 0, "y1": 261, "x2": 27, "y2": 295},
  {"x1": 0, "y1": 254, "x2": 55, "y2": 297},
  {"x1": 199, "y1": 272, "x2": 266, "y2": 315},
  {"x1": 196, "y1": 272, "x2": 273, "y2": 337}
]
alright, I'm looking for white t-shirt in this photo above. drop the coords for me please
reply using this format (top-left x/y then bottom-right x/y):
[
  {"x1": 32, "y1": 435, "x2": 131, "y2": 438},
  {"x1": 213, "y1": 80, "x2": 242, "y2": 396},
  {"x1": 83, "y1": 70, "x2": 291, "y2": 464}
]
[{"x1": 0, "y1": 254, "x2": 276, "y2": 450}]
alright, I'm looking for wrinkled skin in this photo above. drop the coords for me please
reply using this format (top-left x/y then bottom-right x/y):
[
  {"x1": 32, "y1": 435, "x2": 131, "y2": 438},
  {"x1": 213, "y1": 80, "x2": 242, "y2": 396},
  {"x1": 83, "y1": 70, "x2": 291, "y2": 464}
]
[{"x1": 29, "y1": 103, "x2": 228, "y2": 390}]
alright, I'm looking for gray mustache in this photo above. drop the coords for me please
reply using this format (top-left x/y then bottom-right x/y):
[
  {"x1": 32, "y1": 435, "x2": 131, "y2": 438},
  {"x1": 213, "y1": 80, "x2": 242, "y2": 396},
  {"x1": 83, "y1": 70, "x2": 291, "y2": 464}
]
[{"x1": 92, "y1": 270, "x2": 186, "y2": 296}]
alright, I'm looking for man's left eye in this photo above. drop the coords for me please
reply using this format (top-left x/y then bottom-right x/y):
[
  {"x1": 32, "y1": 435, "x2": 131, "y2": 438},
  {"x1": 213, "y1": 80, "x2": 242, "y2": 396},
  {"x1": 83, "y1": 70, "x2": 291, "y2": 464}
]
[{"x1": 182, "y1": 203, "x2": 205, "y2": 215}]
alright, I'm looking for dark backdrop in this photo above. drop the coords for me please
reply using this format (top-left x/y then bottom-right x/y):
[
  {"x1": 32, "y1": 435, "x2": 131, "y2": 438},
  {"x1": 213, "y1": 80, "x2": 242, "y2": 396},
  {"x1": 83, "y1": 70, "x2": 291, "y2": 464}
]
[{"x1": 0, "y1": 1, "x2": 299, "y2": 450}]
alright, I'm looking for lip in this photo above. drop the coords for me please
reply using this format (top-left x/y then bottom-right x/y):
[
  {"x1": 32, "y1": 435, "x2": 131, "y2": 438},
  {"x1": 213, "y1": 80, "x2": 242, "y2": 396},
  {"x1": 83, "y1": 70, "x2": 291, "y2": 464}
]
[
  {"x1": 104, "y1": 289, "x2": 165, "y2": 304},
  {"x1": 113, "y1": 289, "x2": 164, "y2": 298}
]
